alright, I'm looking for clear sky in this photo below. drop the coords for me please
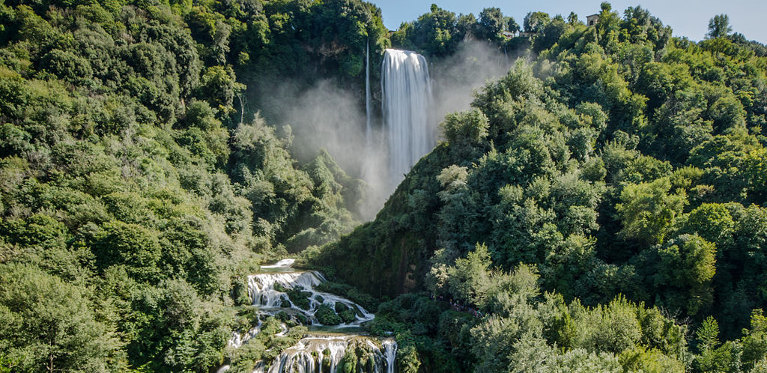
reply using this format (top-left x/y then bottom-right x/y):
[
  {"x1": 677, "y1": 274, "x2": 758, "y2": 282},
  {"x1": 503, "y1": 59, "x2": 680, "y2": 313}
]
[{"x1": 368, "y1": 0, "x2": 767, "y2": 44}]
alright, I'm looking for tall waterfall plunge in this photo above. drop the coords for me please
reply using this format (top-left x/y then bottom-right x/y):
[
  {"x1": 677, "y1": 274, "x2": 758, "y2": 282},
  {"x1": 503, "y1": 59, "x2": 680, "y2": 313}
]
[{"x1": 381, "y1": 49, "x2": 433, "y2": 183}]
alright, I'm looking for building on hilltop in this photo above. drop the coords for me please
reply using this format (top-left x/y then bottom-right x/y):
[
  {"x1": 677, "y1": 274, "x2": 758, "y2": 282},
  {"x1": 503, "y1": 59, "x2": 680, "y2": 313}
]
[{"x1": 586, "y1": 14, "x2": 600, "y2": 26}]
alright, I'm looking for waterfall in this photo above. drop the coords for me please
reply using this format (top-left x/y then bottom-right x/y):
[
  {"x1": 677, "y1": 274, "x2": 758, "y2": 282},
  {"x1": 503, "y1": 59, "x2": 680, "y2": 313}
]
[
  {"x1": 365, "y1": 39, "x2": 372, "y2": 146},
  {"x1": 381, "y1": 49, "x2": 433, "y2": 183},
  {"x1": 383, "y1": 339, "x2": 397, "y2": 373},
  {"x1": 246, "y1": 262, "x2": 375, "y2": 327},
  {"x1": 226, "y1": 260, "x2": 398, "y2": 373},
  {"x1": 265, "y1": 336, "x2": 396, "y2": 373}
]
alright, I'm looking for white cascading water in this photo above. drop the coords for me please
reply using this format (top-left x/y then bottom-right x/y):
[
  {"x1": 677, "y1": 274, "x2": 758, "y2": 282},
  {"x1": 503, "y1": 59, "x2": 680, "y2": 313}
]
[
  {"x1": 255, "y1": 336, "x2": 396, "y2": 373},
  {"x1": 247, "y1": 271, "x2": 375, "y2": 327},
  {"x1": 224, "y1": 259, "x2": 398, "y2": 373},
  {"x1": 383, "y1": 339, "x2": 397, "y2": 373},
  {"x1": 381, "y1": 49, "x2": 433, "y2": 183},
  {"x1": 224, "y1": 260, "x2": 399, "y2": 373}
]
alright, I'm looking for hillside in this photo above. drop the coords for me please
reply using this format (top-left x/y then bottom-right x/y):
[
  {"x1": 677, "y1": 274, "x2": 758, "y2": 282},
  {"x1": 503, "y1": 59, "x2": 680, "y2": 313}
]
[
  {"x1": 1, "y1": 0, "x2": 767, "y2": 372},
  {"x1": 309, "y1": 3, "x2": 767, "y2": 372},
  {"x1": 0, "y1": 0, "x2": 383, "y2": 370}
]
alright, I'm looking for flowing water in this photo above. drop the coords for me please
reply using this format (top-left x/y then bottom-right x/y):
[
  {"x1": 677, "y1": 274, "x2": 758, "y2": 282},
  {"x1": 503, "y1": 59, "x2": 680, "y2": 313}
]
[
  {"x1": 247, "y1": 265, "x2": 375, "y2": 327},
  {"x1": 381, "y1": 49, "x2": 433, "y2": 184},
  {"x1": 225, "y1": 259, "x2": 397, "y2": 373},
  {"x1": 252, "y1": 335, "x2": 397, "y2": 373}
]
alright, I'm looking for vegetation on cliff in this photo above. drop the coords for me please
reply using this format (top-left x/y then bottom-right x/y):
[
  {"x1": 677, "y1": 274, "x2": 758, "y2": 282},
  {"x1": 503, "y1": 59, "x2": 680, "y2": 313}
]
[
  {"x1": 0, "y1": 0, "x2": 384, "y2": 370},
  {"x1": 311, "y1": 3, "x2": 767, "y2": 372},
  {"x1": 1, "y1": 0, "x2": 767, "y2": 371}
]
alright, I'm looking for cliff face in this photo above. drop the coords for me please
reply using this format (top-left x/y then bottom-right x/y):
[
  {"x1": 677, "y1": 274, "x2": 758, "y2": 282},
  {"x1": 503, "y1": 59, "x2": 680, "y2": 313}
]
[{"x1": 309, "y1": 144, "x2": 451, "y2": 297}]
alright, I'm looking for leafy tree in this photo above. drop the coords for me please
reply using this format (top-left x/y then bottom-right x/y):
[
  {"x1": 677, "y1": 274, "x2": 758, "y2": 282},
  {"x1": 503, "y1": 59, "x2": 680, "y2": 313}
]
[
  {"x1": 523, "y1": 11, "x2": 550, "y2": 33},
  {"x1": 707, "y1": 14, "x2": 733, "y2": 39},
  {"x1": 616, "y1": 177, "x2": 687, "y2": 246},
  {"x1": 507, "y1": 16, "x2": 521, "y2": 34},
  {"x1": 477, "y1": 8, "x2": 505, "y2": 42},
  {"x1": 653, "y1": 234, "x2": 717, "y2": 316},
  {"x1": 0, "y1": 264, "x2": 126, "y2": 371}
]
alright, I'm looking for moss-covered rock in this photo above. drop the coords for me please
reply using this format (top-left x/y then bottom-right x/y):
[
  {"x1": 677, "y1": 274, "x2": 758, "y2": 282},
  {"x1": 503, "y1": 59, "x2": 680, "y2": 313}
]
[
  {"x1": 287, "y1": 287, "x2": 312, "y2": 310},
  {"x1": 276, "y1": 311, "x2": 290, "y2": 322},
  {"x1": 340, "y1": 309, "x2": 356, "y2": 323},
  {"x1": 335, "y1": 303, "x2": 356, "y2": 323},
  {"x1": 322, "y1": 348, "x2": 333, "y2": 371},
  {"x1": 296, "y1": 313, "x2": 308, "y2": 325},
  {"x1": 280, "y1": 296, "x2": 292, "y2": 308},
  {"x1": 337, "y1": 340, "x2": 382, "y2": 373},
  {"x1": 315, "y1": 304, "x2": 342, "y2": 325},
  {"x1": 335, "y1": 302, "x2": 349, "y2": 313}
]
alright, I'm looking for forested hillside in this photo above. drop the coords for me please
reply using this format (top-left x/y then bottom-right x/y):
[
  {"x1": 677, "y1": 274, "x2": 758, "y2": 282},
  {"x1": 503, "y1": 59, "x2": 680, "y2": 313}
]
[
  {"x1": 310, "y1": 3, "x2": 767, "y2": 372},
  {"x1": 0, "y1": 0, "x2": 387, "y2": 370},
  {"x1": 2, "y1": 0, "x2": 767, "y2": 371}
]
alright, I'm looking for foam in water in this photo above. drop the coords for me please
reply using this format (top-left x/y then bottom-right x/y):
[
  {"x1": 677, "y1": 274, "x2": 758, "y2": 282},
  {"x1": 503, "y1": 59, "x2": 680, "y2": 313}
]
[
  {"x1": 226, "y1": 259, "x2": 397, "y2": 373},
  {"x1": 383, "y1": 339, "x2": 397, "y2": 373},
  {"x1": 262, "y1": 336, "x2": 396, "y2": 373},
  {"x1": 381, "y1": 49, "x2": 433, "y2": 185},
  {"x1": 247, "y1": 260, "x2": 374, "y2": 327}
]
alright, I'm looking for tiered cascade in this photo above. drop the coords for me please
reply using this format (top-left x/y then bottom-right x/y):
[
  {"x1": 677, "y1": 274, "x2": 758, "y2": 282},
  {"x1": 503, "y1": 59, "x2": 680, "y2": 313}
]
[
  {"x1": 246, "y1": 259, "x2": 374, "y2": 327},
  {"x1": 253, "y1": 335, "x2": 397, "y2": 373},
  {"x1": 224, "y1": 259, "x2": 397, "y2": 373}
]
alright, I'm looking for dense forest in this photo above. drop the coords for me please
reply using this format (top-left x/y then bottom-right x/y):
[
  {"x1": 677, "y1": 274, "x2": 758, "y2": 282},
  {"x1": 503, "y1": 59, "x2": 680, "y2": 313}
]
[
  {"x1": 0, "y1": 0, "x2": 385, "y2": 370},
  {"x1": 310, "y1": 2, "x2": 767, "y2": 373},
  {"x1": 0, "y1": 0, "x2": 766, "y2": 372}
]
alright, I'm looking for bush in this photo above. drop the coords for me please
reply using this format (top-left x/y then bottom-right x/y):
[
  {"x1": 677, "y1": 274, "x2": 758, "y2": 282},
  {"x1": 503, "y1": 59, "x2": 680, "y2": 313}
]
[
  {"x1": 315, "y1": 304, "x2": 342, "y2": 325},
  {"x1": 286, "y1": 287, "x2": 312, "y2": 310}
]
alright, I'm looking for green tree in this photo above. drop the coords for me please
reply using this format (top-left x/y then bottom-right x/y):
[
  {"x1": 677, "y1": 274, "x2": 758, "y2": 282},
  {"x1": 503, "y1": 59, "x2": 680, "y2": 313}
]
[
  {"x1": 477, "y1": 8, "x2": 504, "y2": 42},
  {"x1": 0, "y1": 264, "x2": 126, "y2": 371},
  {"x1": 654, "y1": 234, "x2": 717, "y2": 316},
  {"x1": 616, "y1": 177, "x2": 687, "y2": 246},
  {"x1": 507, "y1": 16, "x2": 521, "y2": 33},
  {"x1": 707, "y1": 14, "x2": 732, "y2": 39},
  {"x1": 523, "y1": 11, "x2": 550, "y2": 33}
]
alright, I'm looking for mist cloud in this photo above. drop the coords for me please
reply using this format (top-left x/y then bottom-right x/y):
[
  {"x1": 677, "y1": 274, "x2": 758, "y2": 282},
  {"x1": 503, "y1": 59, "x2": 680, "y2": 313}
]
[{"x1": 254, "y1": 40, "x2": 519, "y2": 220}]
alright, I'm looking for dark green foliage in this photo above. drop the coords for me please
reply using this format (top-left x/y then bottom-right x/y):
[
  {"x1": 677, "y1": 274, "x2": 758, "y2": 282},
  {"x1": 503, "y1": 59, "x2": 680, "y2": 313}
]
[
  {"x1": 315, "y1": 304, "x2": 342, "y2": 326},
  {"x1": 0, "y1": 0, "x2": 375, "y2": 370},
  {"x1": 2, "y1": 0, "x2": 767, "y2": 371},
  {"x1": 476, "y1": 8, "x2": 505, "y2": 42},
  {"x1": 390, "y1": 6, "x2": 526, "y2": 57},
  {"x1": 286, "y1": 287, "x2": 311, "y2": 310},
  {"x1": 313, "y1": 3, "x2": 767, "y2": 372},
  {"x1": 314, "y1": 280, "x2": 378, "y2": 311},
  {"x1": 335, "y1": 303, "x2": 357, "y2": 323},
  {"x1": 708, "y1": 14, "x2": 733, "y2": 39}
]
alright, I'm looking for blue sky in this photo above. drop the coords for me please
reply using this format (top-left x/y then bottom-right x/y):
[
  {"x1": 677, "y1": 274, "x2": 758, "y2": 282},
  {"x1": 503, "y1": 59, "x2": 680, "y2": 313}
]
[{"x1": 368, "y1": 0, "x2": 767, "y2": 44}]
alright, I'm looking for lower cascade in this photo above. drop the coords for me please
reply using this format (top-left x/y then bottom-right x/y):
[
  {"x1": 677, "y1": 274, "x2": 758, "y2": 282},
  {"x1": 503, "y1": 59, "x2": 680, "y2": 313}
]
[
  {"x1": 246, "y1": 259, "x2": 375, "y2": 327},
  {"x1": 254, "y1": 335, "x2": 397, "y2": 373},
  {"x1": 223, "y1": 259, "x2": 397, "y2": 373}
]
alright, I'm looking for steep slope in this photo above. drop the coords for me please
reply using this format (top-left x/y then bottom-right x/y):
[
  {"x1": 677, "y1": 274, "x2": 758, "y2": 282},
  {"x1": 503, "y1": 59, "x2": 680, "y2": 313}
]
[
  {"x1": 311, "y1": 5, "x2": 767, "y2": 370},
  {"x1": 0, "y1": 0, "x2": 386, "y2": 370}
]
